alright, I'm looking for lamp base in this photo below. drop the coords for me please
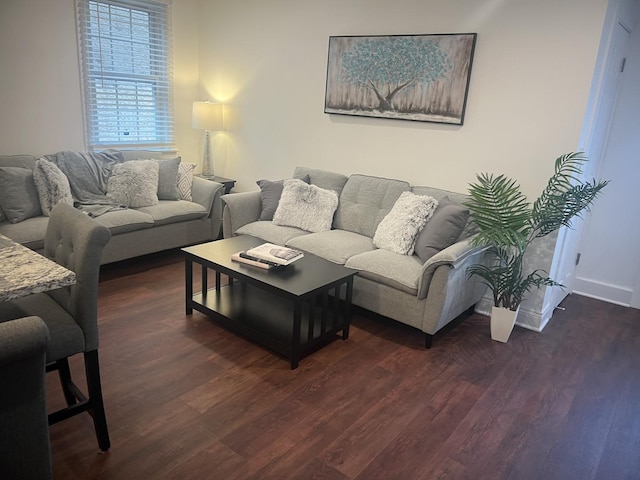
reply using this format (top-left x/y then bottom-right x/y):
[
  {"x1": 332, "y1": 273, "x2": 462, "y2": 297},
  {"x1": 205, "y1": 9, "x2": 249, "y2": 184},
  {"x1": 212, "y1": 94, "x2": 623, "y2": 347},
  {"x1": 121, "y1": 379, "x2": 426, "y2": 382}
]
[{"x1": 201, "y1": 129, "x2": 215, "y2": 178}]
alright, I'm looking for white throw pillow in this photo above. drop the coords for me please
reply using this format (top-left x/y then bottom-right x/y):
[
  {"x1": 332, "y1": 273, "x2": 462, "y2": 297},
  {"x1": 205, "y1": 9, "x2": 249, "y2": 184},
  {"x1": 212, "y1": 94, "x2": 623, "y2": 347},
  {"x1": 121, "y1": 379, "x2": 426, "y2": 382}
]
[
  {"x1": 272, "y1": 179, "x2": 339, "y2": 233},
  {"x1": 107, "y1": 160, "x2": 159, "y2": 208},
  {"x1": 373, "y1": 191, "x2": 438, "y2": 255},
  {"x1": 33, "y1": 158, "x2": 74, "y2": 216},
  {"x1": 178, "y1": 162, "x2": 196, "y2": 201}
]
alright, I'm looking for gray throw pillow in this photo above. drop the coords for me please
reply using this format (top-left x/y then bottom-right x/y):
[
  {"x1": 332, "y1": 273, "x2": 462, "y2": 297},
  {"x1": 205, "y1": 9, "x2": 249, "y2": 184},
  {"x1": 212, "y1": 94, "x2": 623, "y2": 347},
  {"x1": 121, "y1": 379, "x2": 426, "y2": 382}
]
[
  {"x1": 257, "y1": 174, "x2": 310, "y2": 221},
  {"x1": 0, "y1": 206, "x2": 6, "y2": 223},
  {"x1": 0, "y1": 167, "x2": 43, "y2": 223},
  {"x1": 414, "y1": 196, "x2": 470, "y2": 263},
  {"x1": 33, "y1": 158, "x2": 74, "y2": 216},
  {"x1": 152, "y1": 157, "x2": 181, "y2": 200},
  {"x1": 107, "y1": 160, "x2": 159, "y2": 208}
]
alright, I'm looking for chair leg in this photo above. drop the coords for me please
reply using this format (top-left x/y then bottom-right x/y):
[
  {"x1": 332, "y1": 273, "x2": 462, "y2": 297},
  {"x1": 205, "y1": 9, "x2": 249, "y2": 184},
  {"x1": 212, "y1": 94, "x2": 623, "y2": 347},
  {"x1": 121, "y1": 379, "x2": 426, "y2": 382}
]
[
  {"x1": 56, "y1": 358, "x2": 77, "y2": 406},
  {"x1": 84, "y1": 350, "x2": 110, "y2": 452}
]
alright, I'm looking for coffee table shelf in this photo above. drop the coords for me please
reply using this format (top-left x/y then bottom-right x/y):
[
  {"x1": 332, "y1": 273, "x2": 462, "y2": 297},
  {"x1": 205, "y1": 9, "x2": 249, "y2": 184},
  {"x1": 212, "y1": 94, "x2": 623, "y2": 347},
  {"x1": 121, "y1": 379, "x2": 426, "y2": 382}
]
[{"x1": 183, "y1": 236, "x2": 357, "y2": 369}]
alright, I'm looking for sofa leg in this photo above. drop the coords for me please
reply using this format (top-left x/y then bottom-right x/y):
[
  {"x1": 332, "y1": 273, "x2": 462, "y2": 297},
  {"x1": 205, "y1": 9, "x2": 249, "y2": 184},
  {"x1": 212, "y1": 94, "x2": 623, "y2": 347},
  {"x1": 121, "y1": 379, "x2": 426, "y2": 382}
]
[{"x1": 424, "y1": 333, "x2": 433, "y2": 349}]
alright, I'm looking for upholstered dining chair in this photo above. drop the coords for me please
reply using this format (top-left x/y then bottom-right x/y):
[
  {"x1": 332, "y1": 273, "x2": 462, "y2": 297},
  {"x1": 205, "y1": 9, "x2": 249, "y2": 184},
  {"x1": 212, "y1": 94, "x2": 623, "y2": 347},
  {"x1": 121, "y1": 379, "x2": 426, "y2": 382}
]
[
  {"x1": 0, "y1": 203, "x2": 112, "y2": 451},
  {"x1": 0, "y1": 316, "x2": 52, "y2": 480}
]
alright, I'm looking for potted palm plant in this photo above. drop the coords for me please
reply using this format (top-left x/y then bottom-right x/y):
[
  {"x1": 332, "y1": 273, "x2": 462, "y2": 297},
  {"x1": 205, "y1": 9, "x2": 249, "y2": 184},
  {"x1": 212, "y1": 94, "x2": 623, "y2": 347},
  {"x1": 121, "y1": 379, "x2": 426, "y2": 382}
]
[{"x1": 465, "y1": 152, "x2": 608, "y2": 342}]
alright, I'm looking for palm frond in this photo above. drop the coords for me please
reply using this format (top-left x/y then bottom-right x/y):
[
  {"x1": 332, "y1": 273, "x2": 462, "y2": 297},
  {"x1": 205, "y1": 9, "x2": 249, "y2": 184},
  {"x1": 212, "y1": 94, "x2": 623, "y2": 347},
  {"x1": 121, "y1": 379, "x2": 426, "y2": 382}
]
[{"x1": 466, "y1": 173, "x2": 531, "y2": 249}]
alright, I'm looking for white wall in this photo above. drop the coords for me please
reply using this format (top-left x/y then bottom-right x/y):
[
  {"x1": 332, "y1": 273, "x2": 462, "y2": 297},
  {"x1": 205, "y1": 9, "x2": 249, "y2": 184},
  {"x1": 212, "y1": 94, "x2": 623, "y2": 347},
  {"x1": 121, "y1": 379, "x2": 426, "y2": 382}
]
[
  {"x1": 197, "y1": 0, "x2": 608, "y2": 198},
  {"x1": 0, "y1": 0, "x2": 201, "y2": 162}
]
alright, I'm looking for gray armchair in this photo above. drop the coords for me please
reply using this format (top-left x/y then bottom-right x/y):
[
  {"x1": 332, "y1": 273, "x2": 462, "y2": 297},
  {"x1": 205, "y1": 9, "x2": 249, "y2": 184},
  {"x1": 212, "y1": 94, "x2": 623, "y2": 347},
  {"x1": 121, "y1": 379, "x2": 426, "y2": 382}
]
[
  {"x1": 0, "y1": 203, "x2": 112, "y2": 451},
  {"x1": 0, "y1": 316, "x2": 52, "y2": 480}
]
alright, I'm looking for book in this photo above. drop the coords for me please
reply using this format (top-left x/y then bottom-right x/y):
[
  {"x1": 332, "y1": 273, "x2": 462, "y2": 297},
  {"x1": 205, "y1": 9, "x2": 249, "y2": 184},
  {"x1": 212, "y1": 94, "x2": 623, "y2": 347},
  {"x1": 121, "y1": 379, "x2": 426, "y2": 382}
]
[
  {"x1": 244, "y1": 243, "x2": 304, "y2": 266},
  {"x1": 238, "y1": 251, "x2": 280, "y2": 267},
  {"x1": 231, "y1": 252, "x2": 273, "y2": 269}
]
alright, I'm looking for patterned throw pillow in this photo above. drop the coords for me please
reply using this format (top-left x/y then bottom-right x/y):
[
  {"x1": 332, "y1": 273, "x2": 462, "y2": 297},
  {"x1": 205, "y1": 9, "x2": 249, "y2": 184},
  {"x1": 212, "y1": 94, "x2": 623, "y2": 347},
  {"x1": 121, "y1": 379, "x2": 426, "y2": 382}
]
[
  {"x1": 178, "y1": 162, "x2": 196, "y2": 201},
  {"x1": 33, "y1": 158, "x2": 74, "y2": 216},
  {"x1": 373, "y1": 191, "x2": 438, "y2": 255}
]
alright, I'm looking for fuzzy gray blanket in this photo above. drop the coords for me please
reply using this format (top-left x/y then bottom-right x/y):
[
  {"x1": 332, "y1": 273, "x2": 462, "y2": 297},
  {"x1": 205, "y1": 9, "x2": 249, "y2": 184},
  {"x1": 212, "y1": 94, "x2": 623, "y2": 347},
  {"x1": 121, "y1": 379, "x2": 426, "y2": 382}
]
[{"x1": 45, "y1": 150, "x2": 126, "y2": 217}]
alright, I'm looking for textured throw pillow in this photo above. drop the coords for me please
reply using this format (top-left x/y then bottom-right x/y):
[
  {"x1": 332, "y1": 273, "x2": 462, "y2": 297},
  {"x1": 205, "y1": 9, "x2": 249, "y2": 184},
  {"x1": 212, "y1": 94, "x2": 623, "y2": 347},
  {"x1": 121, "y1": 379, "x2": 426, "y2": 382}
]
[
  {"x1": 152, "y1": 157, "x2": 181, "y2": 200},
  {"x1": 373, "y1": 191, "x2": 438, "y2": 255},
  {"x1": 0, "y1": 167, "x2": 43, "y2": 223},
  {"x1": 256, "y1": 174, "x2": 310, "y2": 221},
  {"x1": 414, "y1": 196, "x2": 470, "y2": 263},
  {"x1": 107, "y1": 160, "x2": 159, "y2": 208},
  {"x1": 178, "y1": 162, "x2": 196, "y2": 201},
  {"x1": 272, "y1": 179, "x2": 339, "y2": 233},
  {"x1": 33, "y1": 158, "x2": 74, "y2": 216}
]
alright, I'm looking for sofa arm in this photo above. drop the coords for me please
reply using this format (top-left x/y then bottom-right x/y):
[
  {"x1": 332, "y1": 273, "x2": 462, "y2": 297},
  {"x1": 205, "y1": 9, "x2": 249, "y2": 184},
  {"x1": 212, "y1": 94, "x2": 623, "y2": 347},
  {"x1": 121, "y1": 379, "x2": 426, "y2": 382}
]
[
  {"x1": 221, "y1": 191, "x2": 262, "y2": 238},
  {"x1": 191, "y1": 177, "x2": 225, "y2": 237},
  {"x1": 416, "y1": 236, "x2": 488, "y2": 300}
]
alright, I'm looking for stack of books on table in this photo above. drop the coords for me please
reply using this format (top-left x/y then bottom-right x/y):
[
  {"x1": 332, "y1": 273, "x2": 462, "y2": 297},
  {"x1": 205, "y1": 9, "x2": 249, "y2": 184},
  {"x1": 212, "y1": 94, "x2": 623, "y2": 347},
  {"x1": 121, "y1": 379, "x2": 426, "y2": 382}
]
[{"x1": 231, "y1": 243, "x2": 304, "y2": 269}]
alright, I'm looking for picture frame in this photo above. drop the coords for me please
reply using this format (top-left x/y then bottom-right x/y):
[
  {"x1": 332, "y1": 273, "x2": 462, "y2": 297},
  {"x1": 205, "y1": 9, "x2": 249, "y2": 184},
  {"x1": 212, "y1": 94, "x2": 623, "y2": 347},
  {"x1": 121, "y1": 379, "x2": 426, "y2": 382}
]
[{"x1": 324, "y1": 33, "x2": 477, "y2": 125}]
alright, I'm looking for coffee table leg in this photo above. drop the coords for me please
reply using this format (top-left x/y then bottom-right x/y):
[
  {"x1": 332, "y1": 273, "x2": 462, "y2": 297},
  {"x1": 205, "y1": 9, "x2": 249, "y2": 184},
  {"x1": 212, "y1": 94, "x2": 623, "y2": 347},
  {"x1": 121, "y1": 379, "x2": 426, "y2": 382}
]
[
  {"x1": 343, "y1": 278, "x2": 354, "y2": 339},
  {"x1": 291, "y1": 301, "x2": 302, "y2": 370},
  {"x1": 185, "y1": 257, "x2": 193, "y2": 315}
]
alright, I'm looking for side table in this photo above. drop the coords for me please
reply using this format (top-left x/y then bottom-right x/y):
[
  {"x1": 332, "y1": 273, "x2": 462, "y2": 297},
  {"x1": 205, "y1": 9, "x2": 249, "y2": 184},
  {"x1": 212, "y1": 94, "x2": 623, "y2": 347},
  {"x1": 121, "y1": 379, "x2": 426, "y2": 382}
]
[{"x1": 199, "y1": 175, "x2": 236, "y2": 194}]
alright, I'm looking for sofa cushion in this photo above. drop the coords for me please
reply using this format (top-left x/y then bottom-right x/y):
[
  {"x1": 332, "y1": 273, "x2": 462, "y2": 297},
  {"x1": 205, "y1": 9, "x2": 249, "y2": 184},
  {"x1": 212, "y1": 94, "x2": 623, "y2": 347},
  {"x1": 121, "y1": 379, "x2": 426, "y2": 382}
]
[
  {"x1": 0, "y1": 216, "x2": 49, "y2": 250},
  {"x1": 292, "y1": 167, "x2": 349, "y2": 195},
  {"x1": 137, "y1": 200, "x2": 207, "y2": 226},
  {"x1": 32, "y1": 158, "x2": 74, "y2": 216},
  {"x1": 0, "y1": 167, "x2": 43, "y2": 223},
  {"x1": 236, "y1": 221, "x2": 309, "y2": 245},
  {"x1": 345, "y1": 249, "x2": 423, "y2": 296},
  {"x1": 93, "y1": 209, "x2": 155, "y2": 234},
  {"x1": 178, "y1": 162, "x2": 196, "y2": 201},
  {"x1": 107, "y1": 160, "x2": 159, "y2": 208},
  {"x1": 414, "y1": 196, "x2": 470, "y2": 263},
  {"x1": 272, "y1": 180, "x2": 339, "y2": 233},
  {"x1": 256, "y1": 174, "x2": 310, "y2": 221},
  {"x1": 334, "y1": 174, "x2": 410, "y2": 238},
  {"x1": 373, "y1": 191, "x2": 438, "y2": 255},
  {"x1": 287, "y1": 230, "x2": 374, "y2": 265}
]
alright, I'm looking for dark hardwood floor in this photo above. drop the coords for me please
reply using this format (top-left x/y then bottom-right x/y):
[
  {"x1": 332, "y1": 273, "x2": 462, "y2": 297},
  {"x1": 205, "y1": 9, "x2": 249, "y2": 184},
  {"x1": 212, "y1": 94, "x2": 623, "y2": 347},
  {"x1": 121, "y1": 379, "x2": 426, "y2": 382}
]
[{"x1": 48, "y1": 249, "x2": 640, "y2": 480}]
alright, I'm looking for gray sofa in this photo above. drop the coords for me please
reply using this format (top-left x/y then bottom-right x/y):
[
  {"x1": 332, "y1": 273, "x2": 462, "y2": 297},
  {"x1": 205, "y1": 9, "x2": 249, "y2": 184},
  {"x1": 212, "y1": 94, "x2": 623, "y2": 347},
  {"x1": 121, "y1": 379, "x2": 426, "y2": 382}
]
[
  {"x1": 221, "y1": 167, "x2": 488, "y2": 346},
  {"x1": 0, "y1": 151, "x2": 225, "y2": 264}
]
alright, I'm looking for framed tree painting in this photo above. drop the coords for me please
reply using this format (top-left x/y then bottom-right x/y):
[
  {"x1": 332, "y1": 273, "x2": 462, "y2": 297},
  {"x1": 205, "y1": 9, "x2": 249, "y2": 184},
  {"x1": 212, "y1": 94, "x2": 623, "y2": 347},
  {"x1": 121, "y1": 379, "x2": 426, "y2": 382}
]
[{"x1": 324, "y1": 33, "x2": 477, "y2": 125}]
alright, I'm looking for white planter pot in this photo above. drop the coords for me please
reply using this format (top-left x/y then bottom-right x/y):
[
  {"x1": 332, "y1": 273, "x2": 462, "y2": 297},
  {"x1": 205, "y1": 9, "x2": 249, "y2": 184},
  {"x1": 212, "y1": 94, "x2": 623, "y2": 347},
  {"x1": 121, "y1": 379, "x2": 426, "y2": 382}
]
[{"x1": 490, "y1": 305, "x2": 520, "y2": 343}]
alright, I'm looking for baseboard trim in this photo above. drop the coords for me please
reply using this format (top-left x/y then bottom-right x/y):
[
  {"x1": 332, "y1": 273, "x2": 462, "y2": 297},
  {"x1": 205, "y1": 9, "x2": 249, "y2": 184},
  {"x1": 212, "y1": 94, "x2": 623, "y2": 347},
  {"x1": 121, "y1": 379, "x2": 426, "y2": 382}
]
[{"x1": 573, "y1": 277, "x2": 632, "y2": 307}]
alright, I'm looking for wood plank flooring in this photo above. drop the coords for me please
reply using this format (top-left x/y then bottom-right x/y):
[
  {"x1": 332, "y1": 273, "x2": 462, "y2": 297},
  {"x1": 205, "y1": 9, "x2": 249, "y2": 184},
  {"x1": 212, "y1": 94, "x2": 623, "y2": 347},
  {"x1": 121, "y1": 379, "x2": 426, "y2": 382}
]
[{"x1": 48, "y1": 249, "x2": 640, "y2": 480}]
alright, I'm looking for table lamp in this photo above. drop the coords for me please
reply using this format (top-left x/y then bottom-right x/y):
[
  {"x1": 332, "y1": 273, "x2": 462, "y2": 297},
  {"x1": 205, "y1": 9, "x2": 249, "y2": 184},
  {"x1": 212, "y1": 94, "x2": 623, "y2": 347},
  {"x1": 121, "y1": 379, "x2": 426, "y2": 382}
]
[{"x1": 192, "y1": 101, "x2": 224, "y2": 178}]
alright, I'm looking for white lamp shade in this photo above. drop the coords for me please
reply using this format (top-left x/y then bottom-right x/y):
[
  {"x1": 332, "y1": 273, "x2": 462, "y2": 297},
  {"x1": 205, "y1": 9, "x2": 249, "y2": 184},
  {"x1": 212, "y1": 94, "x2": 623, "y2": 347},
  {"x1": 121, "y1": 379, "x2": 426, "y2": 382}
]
[{"x1": 192, "y1": 101, "x2": 224, "y2": 131}]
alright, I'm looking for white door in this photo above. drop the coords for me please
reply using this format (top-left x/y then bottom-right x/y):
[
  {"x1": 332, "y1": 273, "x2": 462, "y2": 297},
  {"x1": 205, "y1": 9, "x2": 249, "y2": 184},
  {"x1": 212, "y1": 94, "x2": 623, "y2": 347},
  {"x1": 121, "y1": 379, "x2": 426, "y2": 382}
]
[{"x1": 547, "y1": 16, "x2": 631, "y2": 310}]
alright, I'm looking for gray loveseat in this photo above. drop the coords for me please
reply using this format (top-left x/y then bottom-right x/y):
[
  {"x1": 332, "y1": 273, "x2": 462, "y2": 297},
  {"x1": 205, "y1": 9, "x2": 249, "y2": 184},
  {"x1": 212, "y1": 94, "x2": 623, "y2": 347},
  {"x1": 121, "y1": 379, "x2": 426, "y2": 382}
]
[
  {"x1": 0, "y1": 151, "x2": 224, "y2": 264},
  {"x1": 221, "y1": 167, "x2": 487, "y2": 347}
]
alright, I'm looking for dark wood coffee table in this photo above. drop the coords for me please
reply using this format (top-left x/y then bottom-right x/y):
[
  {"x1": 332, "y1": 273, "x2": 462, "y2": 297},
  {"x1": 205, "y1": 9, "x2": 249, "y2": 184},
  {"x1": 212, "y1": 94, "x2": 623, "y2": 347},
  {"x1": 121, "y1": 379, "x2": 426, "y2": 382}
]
[{"x1": 182, "y1": 235, "x2": 357, "y2": 369}]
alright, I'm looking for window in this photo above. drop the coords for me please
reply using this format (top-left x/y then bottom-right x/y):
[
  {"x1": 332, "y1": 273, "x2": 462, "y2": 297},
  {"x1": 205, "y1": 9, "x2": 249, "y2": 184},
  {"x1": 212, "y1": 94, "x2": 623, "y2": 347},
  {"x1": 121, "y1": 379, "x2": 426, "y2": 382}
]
[{"x1": 76, "y1": 0, "x2": 174, "y2": 150}]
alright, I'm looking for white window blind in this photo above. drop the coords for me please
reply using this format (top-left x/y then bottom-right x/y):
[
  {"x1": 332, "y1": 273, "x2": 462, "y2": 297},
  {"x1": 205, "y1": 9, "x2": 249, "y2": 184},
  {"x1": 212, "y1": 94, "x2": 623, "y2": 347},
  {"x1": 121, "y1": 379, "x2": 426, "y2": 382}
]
[{"x1": 76, "y1": 0, "x2": 174, "y2": 150}]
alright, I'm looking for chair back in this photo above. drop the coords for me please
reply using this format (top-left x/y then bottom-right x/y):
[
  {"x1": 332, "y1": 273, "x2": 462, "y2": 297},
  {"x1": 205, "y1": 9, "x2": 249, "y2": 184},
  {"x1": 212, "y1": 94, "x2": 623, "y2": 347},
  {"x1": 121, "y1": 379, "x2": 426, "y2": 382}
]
[
  {"x1": 44, "y1": 204, "x2": 111, "y2": 352},
  {"x1": 0, "y1": 316, "x2": 52, "y2": 479}
]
